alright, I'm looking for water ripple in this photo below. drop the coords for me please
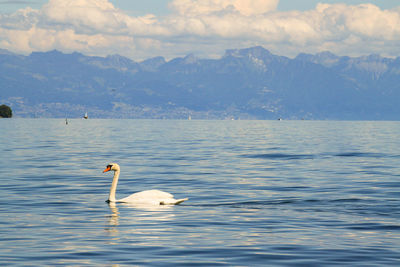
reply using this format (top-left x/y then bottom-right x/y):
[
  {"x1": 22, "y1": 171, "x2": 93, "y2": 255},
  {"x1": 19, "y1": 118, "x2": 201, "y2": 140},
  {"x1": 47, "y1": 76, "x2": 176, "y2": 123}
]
[{"x1": 1, "y1": 119, "x2": 400, "y2": 266}]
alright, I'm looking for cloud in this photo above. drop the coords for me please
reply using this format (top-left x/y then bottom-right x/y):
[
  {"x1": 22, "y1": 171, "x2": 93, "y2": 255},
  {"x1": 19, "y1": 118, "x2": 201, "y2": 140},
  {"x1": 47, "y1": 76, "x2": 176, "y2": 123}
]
[
  {"x1": 40, "y1": 0, "x2": 160, "y2": 35},
  {"x1": 0, "y1": 0, "x2": 400, "y2": 59},
  {"x1": 169, "y1": 0, "x2": 279, "y2": 16},
  {"x1": 0, "y1": 0, "x2": 165, "y2": 57}
]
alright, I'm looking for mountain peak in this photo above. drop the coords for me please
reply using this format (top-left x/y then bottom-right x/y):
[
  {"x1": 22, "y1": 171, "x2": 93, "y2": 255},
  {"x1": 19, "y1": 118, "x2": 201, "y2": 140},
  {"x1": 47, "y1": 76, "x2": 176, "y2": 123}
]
[
  {"x1": 139, "y1": 56, "x2": 166, "y2": 71},
  {"x1": 29, "y1": 50, "x2": 86, "y2": 62},
  {"x1": 296, "y1": 51, "x2": 340, "y2": 67},
  {"x1": 224, "y1": 46, "x2": 271, "y2": 58},
  {"x1": 183, "y1": 54, "x2": 198, "y2": 64},
  {"x1": 105, "y1": 54, "x2": 136, "y2": 65}
]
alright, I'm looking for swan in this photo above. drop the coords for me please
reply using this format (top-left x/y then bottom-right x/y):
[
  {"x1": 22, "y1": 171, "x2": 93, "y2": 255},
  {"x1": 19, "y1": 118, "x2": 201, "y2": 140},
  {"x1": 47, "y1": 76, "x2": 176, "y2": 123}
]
[{"x1": 103, "y1": 163, "x2": 188, "y2": 205}]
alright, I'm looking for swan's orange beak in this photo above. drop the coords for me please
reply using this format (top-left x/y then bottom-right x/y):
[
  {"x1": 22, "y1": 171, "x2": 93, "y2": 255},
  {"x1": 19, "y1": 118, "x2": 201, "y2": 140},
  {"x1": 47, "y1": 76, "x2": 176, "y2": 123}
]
[{"x1": 103, "y1": 166, "x2": 111, "y2": 173}]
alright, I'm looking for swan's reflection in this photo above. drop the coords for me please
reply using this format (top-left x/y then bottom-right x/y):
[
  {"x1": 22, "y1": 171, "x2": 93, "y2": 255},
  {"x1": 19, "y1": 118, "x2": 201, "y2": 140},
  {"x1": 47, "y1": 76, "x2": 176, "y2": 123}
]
[
  {"x1": 105, "y1": 201, "x2": 177, "y2": 239},
  {"x1": 108, "y1": 201, "x2": 175, "y2": 212},
  {"x1": 108, "y1": 202, "x2": 120, "y2": 225},
  {"x1": 104, "y1": 202, "x2": 120, "y2": 237}
]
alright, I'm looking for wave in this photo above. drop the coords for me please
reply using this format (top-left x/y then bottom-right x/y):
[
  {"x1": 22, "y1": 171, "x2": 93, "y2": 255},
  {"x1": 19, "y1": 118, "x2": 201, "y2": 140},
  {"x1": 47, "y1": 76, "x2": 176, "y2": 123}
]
[
  {"x1": 347, "y1": 223, "x2": 400, "y2": 231},
  {"x1": 333, "y1": 152, "x2": 385, "y2": 158},
  {"x1": 196, "y1": 197, "x2": 369, "y2": 208},
  {"x1": 242, "y1": 153, "x2": 315, "y2": 160},
  {"x1": 195, "y1": 197, "x2": 398, "y2": 214},
  {"x1": 242, "y1": 152, "x2": 398, "y2": 160}
]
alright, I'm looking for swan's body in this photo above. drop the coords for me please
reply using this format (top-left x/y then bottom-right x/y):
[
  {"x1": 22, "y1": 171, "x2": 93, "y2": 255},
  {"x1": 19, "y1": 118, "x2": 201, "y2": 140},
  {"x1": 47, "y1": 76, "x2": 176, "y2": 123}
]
[{"x1": 103, "y1": 163, "x2": 188, "y2": 205}]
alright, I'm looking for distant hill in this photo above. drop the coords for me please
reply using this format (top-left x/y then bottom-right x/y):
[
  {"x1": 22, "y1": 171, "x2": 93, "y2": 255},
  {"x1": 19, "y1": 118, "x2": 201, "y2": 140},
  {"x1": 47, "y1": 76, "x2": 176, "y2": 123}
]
[{"x1": 1, "y1": 46, "x2": 399, "y2": 120}]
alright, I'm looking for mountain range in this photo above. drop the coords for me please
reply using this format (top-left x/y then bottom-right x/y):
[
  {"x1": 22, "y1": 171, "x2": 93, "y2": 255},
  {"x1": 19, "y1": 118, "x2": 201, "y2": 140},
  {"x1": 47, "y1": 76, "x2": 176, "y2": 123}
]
[{"x1": 1, "y1": 46, "x2": 399, "y2": 120}]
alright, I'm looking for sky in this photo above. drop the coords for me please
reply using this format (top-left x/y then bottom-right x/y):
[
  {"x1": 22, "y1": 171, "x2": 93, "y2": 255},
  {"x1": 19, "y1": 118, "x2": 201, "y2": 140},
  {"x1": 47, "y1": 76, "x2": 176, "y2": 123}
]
[{"x1": 0, "y1": 0, "x2": 400, "y2": 60}]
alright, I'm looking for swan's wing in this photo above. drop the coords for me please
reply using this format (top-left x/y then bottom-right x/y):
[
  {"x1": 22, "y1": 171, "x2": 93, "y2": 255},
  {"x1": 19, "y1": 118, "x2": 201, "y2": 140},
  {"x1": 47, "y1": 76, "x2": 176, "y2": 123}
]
[
  {"x1": 118, "y1": 189, "x2": 176, "y2": 204},
  {"x1": 134, "y1": 189, "x2": 174, "y2": 199}
]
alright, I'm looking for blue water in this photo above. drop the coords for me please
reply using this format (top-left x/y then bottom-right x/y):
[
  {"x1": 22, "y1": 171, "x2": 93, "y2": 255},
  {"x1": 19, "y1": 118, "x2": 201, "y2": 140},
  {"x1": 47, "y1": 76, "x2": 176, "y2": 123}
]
[{"x1": 1, "y1": 119, "x2": 400, "y2": 266}]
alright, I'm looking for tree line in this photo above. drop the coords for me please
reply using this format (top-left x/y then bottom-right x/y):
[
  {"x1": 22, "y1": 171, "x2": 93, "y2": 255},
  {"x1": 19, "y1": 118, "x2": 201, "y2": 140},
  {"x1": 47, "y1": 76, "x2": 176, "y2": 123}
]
[{"x1": 0, "y1": 104, "x2": 12, "y2": 118}]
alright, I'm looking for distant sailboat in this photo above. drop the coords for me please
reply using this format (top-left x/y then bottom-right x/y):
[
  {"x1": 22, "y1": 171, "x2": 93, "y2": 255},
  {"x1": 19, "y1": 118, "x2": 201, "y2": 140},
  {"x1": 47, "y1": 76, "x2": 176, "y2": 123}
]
[{"x1": 83, "y1": 112, "x2": 88, "y2": 119}]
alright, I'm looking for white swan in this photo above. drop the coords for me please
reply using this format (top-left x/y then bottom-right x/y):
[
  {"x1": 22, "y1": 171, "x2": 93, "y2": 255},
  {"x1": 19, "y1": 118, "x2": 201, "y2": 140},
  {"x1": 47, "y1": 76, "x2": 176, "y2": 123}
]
[{"x1": 103, "y1": 163, "x2": 188, "y2": 205}]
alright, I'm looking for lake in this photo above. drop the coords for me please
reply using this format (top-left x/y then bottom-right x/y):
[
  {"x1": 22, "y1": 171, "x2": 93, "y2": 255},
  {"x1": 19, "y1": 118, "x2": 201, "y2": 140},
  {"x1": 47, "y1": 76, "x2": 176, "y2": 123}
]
[{"x1": 1, "y1": 119, "x2": 399, "y2": 266}]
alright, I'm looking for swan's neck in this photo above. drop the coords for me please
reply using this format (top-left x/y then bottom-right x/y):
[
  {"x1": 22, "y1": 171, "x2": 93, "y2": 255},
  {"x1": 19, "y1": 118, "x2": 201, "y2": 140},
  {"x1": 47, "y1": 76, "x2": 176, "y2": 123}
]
[{"x1": 108, "y1": 170, "x2": 120, "y2": 202}]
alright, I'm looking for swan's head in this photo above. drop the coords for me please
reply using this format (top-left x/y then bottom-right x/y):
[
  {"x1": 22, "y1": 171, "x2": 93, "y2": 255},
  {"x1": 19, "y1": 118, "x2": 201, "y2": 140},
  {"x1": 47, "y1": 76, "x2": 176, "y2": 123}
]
[{"x1": 103, "y1": 163, "x2": 120, "y2": 173}]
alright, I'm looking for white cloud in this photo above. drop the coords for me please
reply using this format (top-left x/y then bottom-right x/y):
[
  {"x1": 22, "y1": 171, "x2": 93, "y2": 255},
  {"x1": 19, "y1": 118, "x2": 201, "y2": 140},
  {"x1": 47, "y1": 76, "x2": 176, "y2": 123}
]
[
  {"x1": 41, "y1": 0, "x2": 123, "y2": 33},
  {"x1": 0, "y1": 0, "x2": 400, "y2": 59},
  {"x1": 341, "y1": 4, "x2": 400, "y2": 39},
  {"x1": 169, "y1": 0, "x2": 279, "y2": 16}
]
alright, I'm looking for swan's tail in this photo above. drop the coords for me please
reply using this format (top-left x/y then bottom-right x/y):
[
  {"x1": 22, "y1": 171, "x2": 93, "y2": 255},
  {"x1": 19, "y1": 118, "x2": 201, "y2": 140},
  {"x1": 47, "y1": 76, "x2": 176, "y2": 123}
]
[
  {"x1": 174, "y1": 198, "x2": 188, "y2": 205},
  {"x1": 160, "y1": 198, "x2": 188, "y2": 205}
]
